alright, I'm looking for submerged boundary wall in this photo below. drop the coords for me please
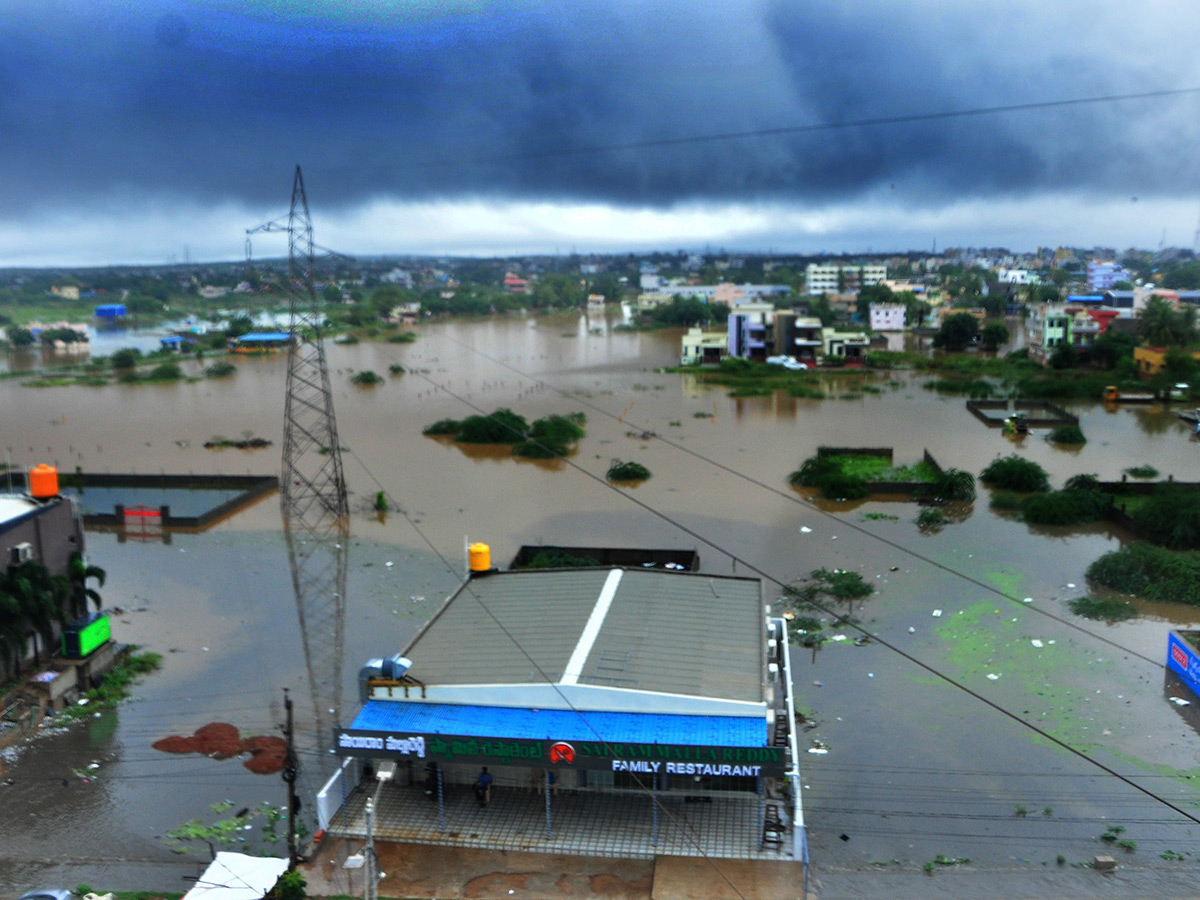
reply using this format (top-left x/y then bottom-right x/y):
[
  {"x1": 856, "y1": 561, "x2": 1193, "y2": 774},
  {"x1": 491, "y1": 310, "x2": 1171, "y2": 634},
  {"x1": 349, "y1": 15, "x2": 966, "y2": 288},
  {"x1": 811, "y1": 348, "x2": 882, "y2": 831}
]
[
  {"x1": 966, "y1": 399, "x2": 1078, "y2": 428},
  {"x1": 5, "y1": 471, "x2": 278, "y2": 531}
]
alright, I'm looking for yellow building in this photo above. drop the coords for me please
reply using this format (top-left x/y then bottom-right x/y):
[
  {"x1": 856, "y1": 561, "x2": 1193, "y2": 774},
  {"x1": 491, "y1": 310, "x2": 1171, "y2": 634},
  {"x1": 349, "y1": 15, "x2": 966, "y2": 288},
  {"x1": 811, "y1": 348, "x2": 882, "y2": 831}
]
[{"x1": 1133, "y1": 346, "x2": 1200, "y2": 376}]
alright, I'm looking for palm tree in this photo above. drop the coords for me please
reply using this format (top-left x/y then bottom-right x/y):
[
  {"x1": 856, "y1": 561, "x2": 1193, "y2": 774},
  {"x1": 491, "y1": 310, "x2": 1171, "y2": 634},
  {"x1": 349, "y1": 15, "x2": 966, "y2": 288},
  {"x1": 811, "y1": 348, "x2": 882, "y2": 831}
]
[
  {"x1": 66, "y1": 552, "x2": 106, "y2": 619},
  {"x1": 0, "y1": 585, "x2": 27, "y2": 679},
  {"x1": 8, "y1": 561, "x2": 67, "y2": 667}
]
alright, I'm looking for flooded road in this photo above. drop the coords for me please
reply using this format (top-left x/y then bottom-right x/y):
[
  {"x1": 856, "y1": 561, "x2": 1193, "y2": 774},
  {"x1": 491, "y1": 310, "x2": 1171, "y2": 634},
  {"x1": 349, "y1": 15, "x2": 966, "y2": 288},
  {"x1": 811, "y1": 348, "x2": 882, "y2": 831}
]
[{"x1": 5, "y1": 312, "x2": 1200, "y2": 895}]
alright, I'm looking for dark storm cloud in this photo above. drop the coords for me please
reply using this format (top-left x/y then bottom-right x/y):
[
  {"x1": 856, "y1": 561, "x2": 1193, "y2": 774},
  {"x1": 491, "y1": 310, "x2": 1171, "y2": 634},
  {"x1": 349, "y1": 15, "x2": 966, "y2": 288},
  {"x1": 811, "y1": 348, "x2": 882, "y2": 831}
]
[{"x1": 3, "y1": 0, "x2": 1199, "y2": 215}]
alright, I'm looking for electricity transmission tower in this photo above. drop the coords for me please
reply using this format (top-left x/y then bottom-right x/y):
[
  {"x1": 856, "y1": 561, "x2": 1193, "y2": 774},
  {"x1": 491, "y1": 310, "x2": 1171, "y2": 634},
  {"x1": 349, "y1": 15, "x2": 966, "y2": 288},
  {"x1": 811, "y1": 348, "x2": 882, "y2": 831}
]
[{"x1": 248, "y1": 166, "x2": 349, "y2": 797}]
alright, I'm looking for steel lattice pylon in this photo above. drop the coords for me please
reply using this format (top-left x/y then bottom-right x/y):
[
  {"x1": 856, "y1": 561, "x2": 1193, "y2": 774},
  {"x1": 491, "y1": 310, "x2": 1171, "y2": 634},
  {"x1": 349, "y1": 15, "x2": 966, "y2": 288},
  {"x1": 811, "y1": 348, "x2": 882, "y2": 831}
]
[{"x1": 253, "y1": 166, "x2": 348, "y2": 798}]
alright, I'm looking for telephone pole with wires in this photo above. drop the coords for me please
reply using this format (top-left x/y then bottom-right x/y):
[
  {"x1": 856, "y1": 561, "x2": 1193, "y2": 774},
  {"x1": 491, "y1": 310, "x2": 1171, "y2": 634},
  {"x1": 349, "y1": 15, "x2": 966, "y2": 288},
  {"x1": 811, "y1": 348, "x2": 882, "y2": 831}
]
[{"x1": 283, "y1": 687, "x2": 298, "y2": 868}]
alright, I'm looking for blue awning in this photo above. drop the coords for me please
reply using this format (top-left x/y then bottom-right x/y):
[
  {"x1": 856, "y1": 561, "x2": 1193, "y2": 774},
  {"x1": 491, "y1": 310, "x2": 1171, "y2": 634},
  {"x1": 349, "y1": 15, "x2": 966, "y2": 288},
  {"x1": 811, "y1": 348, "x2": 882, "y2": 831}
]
[{"x1": 350, "y1": 700, "x2": 767, "y2": 747}]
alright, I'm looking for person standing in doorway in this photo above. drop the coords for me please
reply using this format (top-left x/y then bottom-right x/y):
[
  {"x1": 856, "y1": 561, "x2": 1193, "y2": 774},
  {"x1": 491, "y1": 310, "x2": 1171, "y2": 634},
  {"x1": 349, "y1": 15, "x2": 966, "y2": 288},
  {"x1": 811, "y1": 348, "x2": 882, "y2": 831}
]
[{"x1": 474, "y1": 766, "x2": 493, "y2": 806}]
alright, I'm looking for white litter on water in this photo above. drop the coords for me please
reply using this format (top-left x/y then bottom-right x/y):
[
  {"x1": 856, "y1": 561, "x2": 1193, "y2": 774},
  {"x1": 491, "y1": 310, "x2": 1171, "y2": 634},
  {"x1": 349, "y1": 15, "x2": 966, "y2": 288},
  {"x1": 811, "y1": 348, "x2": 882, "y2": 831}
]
[
  {"x1": 987, "y1": 673, "x2": 1000, "y2": 680},
  {"x1": 908, "y1": 627, "x2": 916, "y2": 633},
  {"x1": 1067, "y1": 582, "x2": 1076, "y2": 588},
  {"x1": 1031, "y1": 639, "x2": 1044, "y2": 648},
  {"x1": 1023, "y1": 597, "x2": 1033, "y2": 603},
  {"x1": 385, "y1": 561, "x2": 394, "y2": 568},
  {"x1": 807, "y1": 747, "x2": 829, "y2": 755},
  {"x1": 830, "y1": 634, "x2": 848, "y2": 642},
  {"x1": 1170, "y1": 697, "x2": 1192, "y2": 707},
  {"x1": 800, "y1": 526, "x2": 812, "y2": 533},
  {"x1": 932, "y1": 609, "x2": 943, "y2": 617}
]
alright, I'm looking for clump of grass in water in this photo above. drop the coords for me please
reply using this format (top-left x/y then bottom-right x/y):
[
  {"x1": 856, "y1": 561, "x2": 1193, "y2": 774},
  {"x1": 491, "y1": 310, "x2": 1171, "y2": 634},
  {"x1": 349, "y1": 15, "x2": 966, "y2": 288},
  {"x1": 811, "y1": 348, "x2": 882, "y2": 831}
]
[
  {"x1": 1068, "y1": 596, "x2": 1138, "y2": 623},
  {"x1": 56, "y1": 651, "x2": 162, "y2": 722}
]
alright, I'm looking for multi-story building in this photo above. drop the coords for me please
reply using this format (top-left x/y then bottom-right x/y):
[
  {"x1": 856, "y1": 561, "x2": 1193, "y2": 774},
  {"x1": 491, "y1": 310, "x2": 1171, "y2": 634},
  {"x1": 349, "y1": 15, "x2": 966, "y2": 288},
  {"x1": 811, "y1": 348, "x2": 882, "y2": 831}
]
[
  {"x1": 727, "y1": 302, "x2": 776, "y2": 362},
  {"x1": 804, "y1": 264, "x2": 887, "y2": 296},
  {"x1": 1086, "y1": 261, "x2": 1127, "y2": 291},
  {"x1": 772, "y1": 312, "x2": 824, "y2": 365},
  {"x1": 869, "y1": 303, "x2": 906, "y2": 331}
]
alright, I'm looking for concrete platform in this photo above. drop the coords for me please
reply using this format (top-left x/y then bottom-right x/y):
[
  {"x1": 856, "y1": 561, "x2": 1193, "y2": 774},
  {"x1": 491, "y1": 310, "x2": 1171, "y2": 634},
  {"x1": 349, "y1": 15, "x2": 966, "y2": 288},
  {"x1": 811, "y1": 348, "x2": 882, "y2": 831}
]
[{"x1": 300, "y1": 838, "x2": 807, "y2": 900}]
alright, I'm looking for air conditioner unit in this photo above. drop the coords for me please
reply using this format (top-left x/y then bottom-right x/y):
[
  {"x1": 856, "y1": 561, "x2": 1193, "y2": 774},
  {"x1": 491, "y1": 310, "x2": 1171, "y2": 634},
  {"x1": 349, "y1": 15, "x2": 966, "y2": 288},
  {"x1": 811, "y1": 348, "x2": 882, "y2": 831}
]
[{"x1": 9, "y1": 542, "x2": 33, "y2": 566}]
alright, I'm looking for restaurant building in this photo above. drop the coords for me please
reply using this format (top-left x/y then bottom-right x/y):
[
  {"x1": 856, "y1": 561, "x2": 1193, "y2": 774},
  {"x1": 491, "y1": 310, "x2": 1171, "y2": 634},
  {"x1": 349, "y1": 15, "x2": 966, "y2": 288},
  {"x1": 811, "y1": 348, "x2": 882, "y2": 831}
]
[{"x1": 320, "y1": 549, "x2": 806, "y2": 864}]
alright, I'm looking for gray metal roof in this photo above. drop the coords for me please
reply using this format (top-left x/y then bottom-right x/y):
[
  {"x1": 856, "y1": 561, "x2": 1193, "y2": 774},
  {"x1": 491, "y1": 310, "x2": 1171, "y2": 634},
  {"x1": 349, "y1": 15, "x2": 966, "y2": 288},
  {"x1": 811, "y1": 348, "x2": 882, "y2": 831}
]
[{"x1": 403, "y1": 568, "x2": 764, "y2": 703}]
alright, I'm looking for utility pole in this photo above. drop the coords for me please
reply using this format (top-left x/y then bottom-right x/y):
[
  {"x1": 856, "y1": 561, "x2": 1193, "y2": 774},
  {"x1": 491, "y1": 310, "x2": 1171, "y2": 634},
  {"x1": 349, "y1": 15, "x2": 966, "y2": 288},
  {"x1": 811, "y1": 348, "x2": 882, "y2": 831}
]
[
  {"x1": 283, "y1": 687, "x2": 298, "y2": 868},
  {"x1": 364, "y1": 797, "x2": 377, "y2": 900}
]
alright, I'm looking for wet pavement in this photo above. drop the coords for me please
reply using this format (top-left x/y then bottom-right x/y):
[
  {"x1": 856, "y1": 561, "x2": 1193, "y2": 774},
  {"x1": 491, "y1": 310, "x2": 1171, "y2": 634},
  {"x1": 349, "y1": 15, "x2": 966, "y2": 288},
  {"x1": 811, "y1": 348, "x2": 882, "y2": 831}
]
[{"x1": 4, "y1": 312, "x2": 1200, "y2": 896}]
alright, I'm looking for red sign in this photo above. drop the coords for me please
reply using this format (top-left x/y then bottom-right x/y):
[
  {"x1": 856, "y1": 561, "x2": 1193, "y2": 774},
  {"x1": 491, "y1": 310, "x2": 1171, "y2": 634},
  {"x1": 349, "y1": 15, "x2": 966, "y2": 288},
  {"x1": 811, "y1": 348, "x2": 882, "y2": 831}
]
[
  {"x1": 1172, "y1": 643, "x2": 1189, "y2": 670},
  {"x1": 548, "y1": 741, "x2": 576, "y2": 764}
]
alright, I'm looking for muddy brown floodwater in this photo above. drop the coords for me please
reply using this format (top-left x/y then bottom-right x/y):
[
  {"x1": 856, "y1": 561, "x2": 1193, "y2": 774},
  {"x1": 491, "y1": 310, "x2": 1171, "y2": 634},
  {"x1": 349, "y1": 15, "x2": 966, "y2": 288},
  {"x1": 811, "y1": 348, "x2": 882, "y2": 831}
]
[{"x1": 4, "y1": 311, "x2": 1200, "y2": 897}]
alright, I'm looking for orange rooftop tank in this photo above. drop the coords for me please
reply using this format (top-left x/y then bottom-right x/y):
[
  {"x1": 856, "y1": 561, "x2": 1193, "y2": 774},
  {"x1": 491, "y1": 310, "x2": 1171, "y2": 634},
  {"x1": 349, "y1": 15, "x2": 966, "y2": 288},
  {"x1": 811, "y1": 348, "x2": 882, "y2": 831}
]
[
  {"x1": 469, "y1": 542, "x2": 492, "y2": 573},
  {"x1": 29, "y1": 463, "x2": 59, "y2": 499}
]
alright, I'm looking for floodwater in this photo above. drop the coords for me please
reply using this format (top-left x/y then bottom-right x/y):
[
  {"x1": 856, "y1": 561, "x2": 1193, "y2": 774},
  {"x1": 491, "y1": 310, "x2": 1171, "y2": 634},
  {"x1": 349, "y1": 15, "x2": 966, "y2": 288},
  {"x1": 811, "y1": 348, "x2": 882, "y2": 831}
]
[{"x1": 5, "y1": 311, "x2": 1200, "y2": 896}]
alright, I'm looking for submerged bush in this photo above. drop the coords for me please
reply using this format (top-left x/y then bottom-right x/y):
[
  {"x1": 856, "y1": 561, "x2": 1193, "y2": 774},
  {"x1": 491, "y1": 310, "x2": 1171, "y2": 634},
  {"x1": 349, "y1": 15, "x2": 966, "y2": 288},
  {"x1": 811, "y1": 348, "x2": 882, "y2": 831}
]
[
  {"x1": 204, "y1": 361, "x2": 236, "y2": 377},
  {"x1": 788, "y1": 455, "x2": 868, "y2": 500},
  {"x1": 1022, "y1": 489, "x2": 1110, "y2": 526},
  {"x1": 1087, "y1": 542, "x2": 1200, "y2": 605},
  {"x1": 918, "y1": 468, "x2": 976, "y2": 502},
  {"x1": 1129, "y1": 485, "x2": 1200, "y2": 550},
  {"x1": 916, "y1": 507, "x2": 947, "y2": 529},
  {"x1": 456, "y1": 408, "x2": 529, "y2": 443},
  {"x1": 607, "y1": 459, "x2": 651, "y2": 482},
  {"x1": 513, "y1": 414, "x2": 586, "y2": 458},
  {"x1": 351, "y1": 369, "x2": 383, "y2": 385},
  {"x1": 146, "y1": 361, "x2": 182, "y2": 381},
  {"x1": 422, "y1": 418, "x2": 460, "y2": 436},
  {"x1": 1124, "y1": 465, "x2": 1159, "y2": 479},
  {"x1": 1048, "y1": 424, "x2": 1086, "y2": 444},
  {"x1": 990, "y1": 491, "x2": 1022, "y2": 510},
  {"x1": 980, "y1": 455, "x2": 1050, "y2": 492}
]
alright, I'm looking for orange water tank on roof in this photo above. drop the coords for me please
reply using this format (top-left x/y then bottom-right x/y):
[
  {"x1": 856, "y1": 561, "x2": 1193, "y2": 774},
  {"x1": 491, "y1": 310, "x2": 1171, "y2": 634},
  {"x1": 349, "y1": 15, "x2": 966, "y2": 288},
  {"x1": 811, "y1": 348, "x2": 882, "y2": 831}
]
[
  {"x1": 469, "y1": 542, "x2": 492, "y2": 573},
  {"x1": 29, "y1": 463, "x2": 59, "y2": 499}
]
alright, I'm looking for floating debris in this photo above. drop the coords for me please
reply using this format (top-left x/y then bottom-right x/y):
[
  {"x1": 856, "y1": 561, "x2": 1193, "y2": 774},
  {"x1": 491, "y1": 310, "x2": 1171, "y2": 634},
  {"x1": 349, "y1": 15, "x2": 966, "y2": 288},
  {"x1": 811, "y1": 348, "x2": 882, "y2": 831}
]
[
  {"x1": 1031, "y1": 639, "x2": 1044, "y2": 648},
  {"x1": 987, "y1": 673, "x2": 1000, "y2": 681},
  {"x1": 932, "y1": 609, "x2": 943, "y2": 617}
]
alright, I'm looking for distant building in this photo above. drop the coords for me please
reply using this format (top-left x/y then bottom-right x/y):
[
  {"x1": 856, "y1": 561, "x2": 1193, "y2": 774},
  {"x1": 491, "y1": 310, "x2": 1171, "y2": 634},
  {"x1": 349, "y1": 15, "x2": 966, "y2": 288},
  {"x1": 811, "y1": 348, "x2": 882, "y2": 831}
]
[
  {"x1": 869, "y1": 303, "x2": 906, "y2": 331},
  {"x1": 50, "y1": 285, "x2": 81, "y2": 301},
  {"x1": 727, "y1": 302, "x2": 776, "y2": 361},
  {"x1": 680, "y1": 326, "x2": 726, "y2": 365},
  {"x1": 997, "y1": 268, "x2": 1033, "y2": 284},
  {"x1": 821, "y1": 327, "x2": 870, "y2": 363},
  {"x1": 804, "y1": 264, "x2": 886, "y2": 296},
  {"x1": 1087, "y1": 261, "x2": 1127, "y2": 291},
  {"x1": 503, "y1": 273, "x2": 528, "y2": 294},
  {"x1": 772, "y1": 312, "x2": 824, "y2": 365}
]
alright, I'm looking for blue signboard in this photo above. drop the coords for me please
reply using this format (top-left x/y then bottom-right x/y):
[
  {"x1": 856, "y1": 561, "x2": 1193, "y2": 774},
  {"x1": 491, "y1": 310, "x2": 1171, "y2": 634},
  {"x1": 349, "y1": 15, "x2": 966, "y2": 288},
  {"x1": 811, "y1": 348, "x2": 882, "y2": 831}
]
[{"x1": 1166, "y1": 631, "x2": 1200, "y2": 699}]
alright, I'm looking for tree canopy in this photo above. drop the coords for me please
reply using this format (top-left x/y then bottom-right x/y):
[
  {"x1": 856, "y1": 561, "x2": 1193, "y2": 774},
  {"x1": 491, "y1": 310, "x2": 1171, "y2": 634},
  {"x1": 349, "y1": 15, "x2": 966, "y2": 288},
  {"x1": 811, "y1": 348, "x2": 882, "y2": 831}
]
[{"x1": 932, "y1": 312, "x2": 979, "y2": 351}]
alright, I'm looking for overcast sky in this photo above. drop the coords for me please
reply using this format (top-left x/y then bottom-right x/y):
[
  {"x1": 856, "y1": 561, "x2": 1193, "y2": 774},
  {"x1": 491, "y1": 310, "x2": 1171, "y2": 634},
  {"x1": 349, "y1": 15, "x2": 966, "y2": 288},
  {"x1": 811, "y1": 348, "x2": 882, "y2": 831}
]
[{"x1": 4, "y1": 0, "x2": 1200, "y2": 267}]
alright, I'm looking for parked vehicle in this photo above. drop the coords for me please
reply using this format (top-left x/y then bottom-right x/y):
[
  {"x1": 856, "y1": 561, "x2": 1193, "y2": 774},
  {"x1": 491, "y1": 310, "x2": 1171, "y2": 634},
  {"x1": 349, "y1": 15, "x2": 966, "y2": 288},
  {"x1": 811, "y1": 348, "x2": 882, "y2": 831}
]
[
  {"x1": 19, "y1": 890, "x2": 73, "y2": 900},
  {"x1": 766, "y1": 355, "x2": 808, "y2": 370}
]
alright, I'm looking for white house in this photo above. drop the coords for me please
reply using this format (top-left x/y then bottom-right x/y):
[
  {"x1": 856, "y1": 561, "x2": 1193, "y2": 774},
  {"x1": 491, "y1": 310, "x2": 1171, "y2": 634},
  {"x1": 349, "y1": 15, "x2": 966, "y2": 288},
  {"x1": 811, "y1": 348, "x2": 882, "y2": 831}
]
[{"x1": 869, "y1": 303, "x2": 906, "y2": 331}]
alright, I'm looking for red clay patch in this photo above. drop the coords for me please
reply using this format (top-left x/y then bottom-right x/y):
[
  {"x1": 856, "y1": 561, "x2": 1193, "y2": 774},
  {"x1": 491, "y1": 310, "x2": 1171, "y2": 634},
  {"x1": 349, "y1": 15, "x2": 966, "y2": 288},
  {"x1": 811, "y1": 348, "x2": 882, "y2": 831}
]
[{"x1": 153, "y1": 722, "x2": 288, "y2": 774}]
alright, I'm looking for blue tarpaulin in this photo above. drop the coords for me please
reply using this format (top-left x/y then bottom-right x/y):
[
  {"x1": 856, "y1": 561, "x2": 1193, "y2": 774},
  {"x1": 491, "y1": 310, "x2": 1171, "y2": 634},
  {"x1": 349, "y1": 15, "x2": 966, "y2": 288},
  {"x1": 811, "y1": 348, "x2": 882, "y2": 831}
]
[{"x1": 350, "y1": 700, "x2": 767, "y2": 746}]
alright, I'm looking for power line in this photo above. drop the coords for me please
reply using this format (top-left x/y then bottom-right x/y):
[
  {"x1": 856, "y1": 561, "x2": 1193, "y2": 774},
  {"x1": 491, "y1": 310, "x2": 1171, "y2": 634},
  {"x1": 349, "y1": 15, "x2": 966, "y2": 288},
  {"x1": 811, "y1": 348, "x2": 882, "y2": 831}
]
[{"x1": 419, "y1": 86, "x2": 1200, "y2": 170}]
